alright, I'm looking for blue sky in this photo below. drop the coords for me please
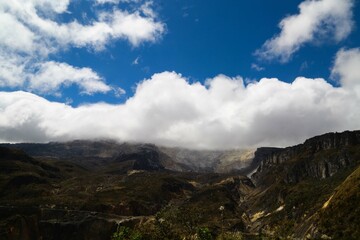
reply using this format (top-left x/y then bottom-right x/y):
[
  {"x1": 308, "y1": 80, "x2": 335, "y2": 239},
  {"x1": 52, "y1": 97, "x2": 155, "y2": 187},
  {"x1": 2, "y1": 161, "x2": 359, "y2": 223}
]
[
  {"x1": 43, "y1": 0, "x2": 359, "y2": 105},
  {"x1": 0, "y1": 0, "x2": 360, "y2": 149}
]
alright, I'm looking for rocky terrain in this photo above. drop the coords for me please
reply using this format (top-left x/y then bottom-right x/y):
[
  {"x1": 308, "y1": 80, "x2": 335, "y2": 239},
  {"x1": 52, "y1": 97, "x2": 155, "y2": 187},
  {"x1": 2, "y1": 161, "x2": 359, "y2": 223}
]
[
  {"x1": 248, "y1": 131, "x2": 360, "y2": 239},
  {"x1": 0, "y1": 130, "x2": 359, "y2": 239}
]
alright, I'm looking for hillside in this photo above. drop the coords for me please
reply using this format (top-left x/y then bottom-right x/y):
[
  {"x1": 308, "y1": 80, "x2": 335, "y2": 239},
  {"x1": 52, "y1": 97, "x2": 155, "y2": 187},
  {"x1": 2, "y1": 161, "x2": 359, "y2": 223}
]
[
  {"x1": 247, "y1": 130, "x2": 360, "y2": 239},
  {"x1": 0, "y1": 130, "x2": 359, "y2": 239},
  {"x1": 0, "y1": 146, "x2": 255, "y2": 239}
]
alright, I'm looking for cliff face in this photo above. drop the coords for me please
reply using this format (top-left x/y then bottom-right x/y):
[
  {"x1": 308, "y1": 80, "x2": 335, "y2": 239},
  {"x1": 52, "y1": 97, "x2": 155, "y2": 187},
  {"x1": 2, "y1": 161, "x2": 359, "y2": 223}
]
[
  {"x1": 253, "y1": 130, "x2": 360, "y2": 184},
  {"x1": 303, "y1": 130, "x2": 360, "y2": 150},
  {"x1": 247, "y1": 131, "x2": 360, "y2": 239}
]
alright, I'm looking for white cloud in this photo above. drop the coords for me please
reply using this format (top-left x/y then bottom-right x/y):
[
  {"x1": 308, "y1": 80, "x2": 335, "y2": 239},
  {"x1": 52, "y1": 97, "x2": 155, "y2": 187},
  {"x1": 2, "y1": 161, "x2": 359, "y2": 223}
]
[
  {"x1": 256, "y1": 0, "x2": 354, "y2": 62},
  {"x1": 95, "y1": 0, "x2": 140, "y2": 5},
  {"x1": 28, "y1": 61, "x2": 111, "y2": 95},
  {"x1": 96, "y1": 0, "x2": 121, "y2": 4},
  {"x1": 103, "y1": 9, "x2": 164, "y2": 46},
  {"x1": 132, "y1": 56, "x2": 140, "y2": 65},
  {"x1": 0, "y1": 0, "x2": 164, "y2": 50},
  {"x1": 251, "y1": 63, "x2": 264, "y2": 72},
  {"x1": 1, "y1": 48, "x2": 360, "y2": 149},
  {"x1": 113, "y1": 87, "x2": 126, "y2": 97},
  {"x1": 0, "y1": 0, "x2": 165, "y2": 95},
  {"x1": 331, "y1": 48, "x2": 360, "y2": 88},
  {"x1": 0, "y1": 13, "x2": 36, "y2": 53},
  {"x1": 0, "y1": 52, "x2": 28, "y2": 87},
  {"x1": 0, "y1": 54, "x2": 111, "y2": 95}
]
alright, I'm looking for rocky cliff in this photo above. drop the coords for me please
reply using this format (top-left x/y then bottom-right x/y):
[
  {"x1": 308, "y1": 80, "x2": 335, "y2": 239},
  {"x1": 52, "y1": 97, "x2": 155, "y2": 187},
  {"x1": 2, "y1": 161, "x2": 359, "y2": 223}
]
[
  {"x1": 247, "y1": 130, "x2": 360, "y2": 239},
  {"x1": 253, "y1": 130, "x2": 360, "y2": 184}
]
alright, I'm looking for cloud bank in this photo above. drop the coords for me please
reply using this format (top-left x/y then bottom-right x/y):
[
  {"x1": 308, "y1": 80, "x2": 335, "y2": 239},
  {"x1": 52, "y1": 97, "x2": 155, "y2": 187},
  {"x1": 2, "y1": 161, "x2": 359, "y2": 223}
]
[
  {"x1": 1, "y1": 48, "x2": 359, "y2": 149},
  {"x1": 0, "y1": 0, "x2": 164, "y2": 95},
  {"x1": 256, "y1": 0, "x2": 354, "y2": 62}
]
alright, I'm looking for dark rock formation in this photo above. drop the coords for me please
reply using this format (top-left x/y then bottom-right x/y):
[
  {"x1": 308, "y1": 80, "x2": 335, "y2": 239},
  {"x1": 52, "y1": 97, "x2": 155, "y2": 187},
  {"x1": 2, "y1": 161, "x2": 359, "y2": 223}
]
[
  {"x1": 239, "y1": 147, "x2": 282, "y2": 176},
  {"x1": 304, "y1": 130, "x2": 360, "y2": 151},
  {"x1": 246, "y1": 130, "x2": 360, "y2": 239},
  {"x1": 253, "y1": 130, "x2": 360, "y2": 185}
]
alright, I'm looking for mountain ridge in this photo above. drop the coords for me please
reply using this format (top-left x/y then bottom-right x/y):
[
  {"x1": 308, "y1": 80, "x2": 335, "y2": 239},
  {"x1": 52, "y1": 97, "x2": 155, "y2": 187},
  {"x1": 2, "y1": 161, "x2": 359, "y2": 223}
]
[
  {"x1": 0, "y1": 141, "x2": 258, "y2": 174},
  {"x1": 0, "y1": 130, "x2": 359, "y2": 239}
]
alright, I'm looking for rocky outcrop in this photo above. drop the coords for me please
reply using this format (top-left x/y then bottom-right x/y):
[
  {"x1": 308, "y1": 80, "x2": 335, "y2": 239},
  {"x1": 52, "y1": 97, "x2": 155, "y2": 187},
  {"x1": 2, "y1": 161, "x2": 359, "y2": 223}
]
[
  {"x1": 303, "y1": 130, "x2": 360, "y2": 151},
  {"x1": 241, "y1": 147, "x2": 281, "y2": 176},
  {"x1": 246, "y1": 130, "x2": 360, "y2": 239},
  {"x1": 253, "y1": 130, "x2": 360, "y2": 184}
]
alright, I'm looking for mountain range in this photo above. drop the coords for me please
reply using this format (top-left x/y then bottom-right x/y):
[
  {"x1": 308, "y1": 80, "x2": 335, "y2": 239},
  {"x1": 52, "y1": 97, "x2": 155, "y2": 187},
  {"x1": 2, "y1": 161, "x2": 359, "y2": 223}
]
[{"x1": 0, "y1": 130, "x2": 359, "y2": 239}]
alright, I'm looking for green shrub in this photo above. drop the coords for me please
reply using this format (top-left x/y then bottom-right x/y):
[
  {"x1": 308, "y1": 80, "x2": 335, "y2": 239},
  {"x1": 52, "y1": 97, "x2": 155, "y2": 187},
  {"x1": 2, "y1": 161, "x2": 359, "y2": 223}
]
[
  {"x1": 197, "y1": 227, "x2": 213, "y2": 240},
  {"x1": 112, "y1": 225, "x2": 143, "y2": 240}
]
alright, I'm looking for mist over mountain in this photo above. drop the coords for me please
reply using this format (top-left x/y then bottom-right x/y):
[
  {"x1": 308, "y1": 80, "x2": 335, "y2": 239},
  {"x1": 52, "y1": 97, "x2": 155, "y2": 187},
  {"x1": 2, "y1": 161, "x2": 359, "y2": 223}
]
[{"x1": 0, "y1": 141, "x2": 260, "y2": 175}]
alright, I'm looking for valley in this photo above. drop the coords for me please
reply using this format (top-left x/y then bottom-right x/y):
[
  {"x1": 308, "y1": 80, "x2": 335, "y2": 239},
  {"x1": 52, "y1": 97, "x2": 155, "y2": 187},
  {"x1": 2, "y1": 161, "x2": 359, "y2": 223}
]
[{"x1": 0, "y1": 130, "x2": 359, "y2": 239}]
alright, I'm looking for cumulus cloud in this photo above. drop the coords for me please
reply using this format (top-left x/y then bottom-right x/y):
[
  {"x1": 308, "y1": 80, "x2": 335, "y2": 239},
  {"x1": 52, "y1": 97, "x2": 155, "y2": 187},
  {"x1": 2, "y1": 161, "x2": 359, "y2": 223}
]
[
  {"x1": 256, "y1": 0, "x2": 354, "y2": 62},
  {"x1": 0, "y1": 54, "x2": 114, "y2": 95},
  {"x1": 0, "y1": 52, "x2": 28, "y2": 88},
  {"x1": 1, "y1": 48, "x2": 360, "y2": 149},
  {"x1": 28, "y1": 61, "x2": 112, "y2": 95},
  {"x1": 332, "y1": 48, "x2": 360, "y2": 87},
  {"x1": 0, "y1": 0, "x2": 164, "y2": 95}
]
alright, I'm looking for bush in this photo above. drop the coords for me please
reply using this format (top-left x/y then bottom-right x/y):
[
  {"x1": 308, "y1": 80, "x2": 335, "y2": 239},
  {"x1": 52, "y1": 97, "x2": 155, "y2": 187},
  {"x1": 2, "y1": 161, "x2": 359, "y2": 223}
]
[
  {"x1": 197, "y1": 227, "x2": 213, "y2": 240},
  {"x1": 112, "y1": 225, "x2": 143, "y2": 240}
]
